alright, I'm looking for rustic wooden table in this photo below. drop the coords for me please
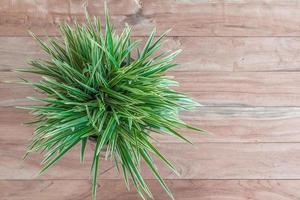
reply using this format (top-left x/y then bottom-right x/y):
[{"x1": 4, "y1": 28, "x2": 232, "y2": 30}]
[{"x1": 1, "y1": 1, "x2": 300, "y2": 199}]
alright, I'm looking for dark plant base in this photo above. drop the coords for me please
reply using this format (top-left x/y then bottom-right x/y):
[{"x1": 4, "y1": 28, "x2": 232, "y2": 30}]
[
  {"x1": 88, "y1": 136, "x2": 107, "y2": 158},
  {"x1": 88, "y1": 135, "x2": 98, "y2": 142}
]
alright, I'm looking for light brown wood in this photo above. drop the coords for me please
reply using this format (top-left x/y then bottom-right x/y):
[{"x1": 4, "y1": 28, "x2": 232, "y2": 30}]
[
  {"x1": 175, "y1": 71, "x2": 300, "y2": 106},
  {"x1": 3, "y1": 107, "x2": 300, "y2": 143},
  {"x1": 1, "y1": 142, "x2": 300, "y2": 179},
  {"x1": 2, "y1": 179, "x2": 300, "y2": 200},
  {"x1": 2, "y1": 36, "x2": 300, "y2": 72},
  {"x1": 0, "y1": 141, "x2": 114, "y2": 180},
  {"x1": 3, "y1": 71, "x2": 300, "y2": 107},
  {"x1": 1, "y1": 1, "x2": 300, "y2": 199},
  {"x1": 2, "y1": 1, "x2": 300, "y2": 36}
]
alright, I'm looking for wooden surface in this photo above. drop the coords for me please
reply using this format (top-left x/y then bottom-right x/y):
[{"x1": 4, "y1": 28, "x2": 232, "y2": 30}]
[
  {"x1": 1, "y1": 0, "x2": 300, "y2": 199},
  {"x1": 2, "y1": 142, "x2": 300, "y2": 180},
  {"x1": 2, "y1": 180, "x2": 300, "y2": 200}
]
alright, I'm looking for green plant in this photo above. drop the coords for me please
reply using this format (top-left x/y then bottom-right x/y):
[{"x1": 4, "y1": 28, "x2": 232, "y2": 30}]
[{"x1": 19, "y1": 8, "x2": 203, "y2": 200}]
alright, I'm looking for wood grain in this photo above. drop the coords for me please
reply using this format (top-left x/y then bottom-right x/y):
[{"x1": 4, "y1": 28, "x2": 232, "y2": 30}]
[
  {"x1": 1, "y1": 142, "x2": 300, "y2": 180},
  {"x1": 2, "y1": 36, "x2": 300, "y2": 72},
  {"x1": 175, "y1": 71, "x2": 300, "y2": 106},
  {"x1": 3, "y1": 107, "x2": 300, "y2": 143},
  {"x1": 2, "y1": 71, "x2": 300, "y2": 107},
  {"x1": 1, "y1": 1, "x2": 300, "y2": 199},
  {"x1": 2, "y1": 0, "x2": 300, "y2": 36},
  {"x1": 2, "y1": 179, "x2": 300, "y2": 200}
]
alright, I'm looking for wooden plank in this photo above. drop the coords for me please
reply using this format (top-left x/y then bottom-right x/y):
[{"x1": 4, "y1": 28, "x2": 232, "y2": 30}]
[
  {"x1": 3, "y1": 107, "x2": 300, "y2": 143},
  {"x1": 0, "y1": 36, "x2": 233, "y2": 72},
  {"x1": 0, "y1": 37, "x2": 46, "y2": 72},
  {"x1": 175, "y1": 71, "x2": 300, "y2": 106},
  {"x1": 3, "y1": 37, "x2": 300, "y2": 72},
  {"x1": 1, "y1": 142, "x2": 300, "y2": 179},
  {"x1": 2, "y1": 71, "x2": 300, "y2": 106},
  {"x1": 0, "y1": 141, "x2": 115, "y2": 180},
  {"x1": 2, "y1": 179, "x2": 300, "y2": 200},
  {"x1": 1, "y1": 1, "x2": 300, "y2": 36}
]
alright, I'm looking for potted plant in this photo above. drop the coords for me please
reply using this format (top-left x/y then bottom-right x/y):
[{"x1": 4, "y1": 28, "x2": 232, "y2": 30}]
[{"x1": 19, "y1": 6, "x2": 203, "y2": 200}]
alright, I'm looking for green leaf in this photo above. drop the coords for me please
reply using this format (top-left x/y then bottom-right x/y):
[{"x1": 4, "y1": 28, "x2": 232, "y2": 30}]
[
  {"x1": 20, "y1": 6, "x2": 204, "y2": 200},
  {"x1": 80, "y1": 137, "x2": 88, "y2": 163}
]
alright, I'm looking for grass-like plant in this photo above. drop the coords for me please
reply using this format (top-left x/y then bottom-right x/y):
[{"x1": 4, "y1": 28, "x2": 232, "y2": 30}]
[{"x1": 19, "y1": 7, "x2": 203, "y2": 200}]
